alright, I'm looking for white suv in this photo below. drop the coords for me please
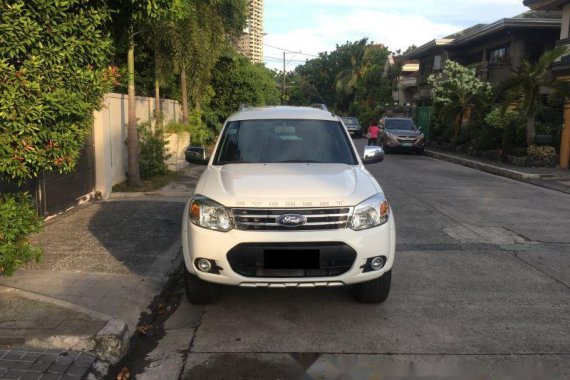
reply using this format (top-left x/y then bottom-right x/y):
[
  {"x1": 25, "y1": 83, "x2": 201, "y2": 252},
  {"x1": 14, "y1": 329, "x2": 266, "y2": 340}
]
[{"x1": 182, "y1": 106, "x2": 395, "y2": 304}]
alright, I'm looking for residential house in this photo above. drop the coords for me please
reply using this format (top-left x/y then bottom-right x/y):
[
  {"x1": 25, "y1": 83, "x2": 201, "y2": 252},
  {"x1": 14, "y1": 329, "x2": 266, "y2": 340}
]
[
  {"x1": 384, "y1": 55, "x2": 420, "y2": 106},
  {"x1": 402, "y1": 10, "x2": 561, "y2": 104}
]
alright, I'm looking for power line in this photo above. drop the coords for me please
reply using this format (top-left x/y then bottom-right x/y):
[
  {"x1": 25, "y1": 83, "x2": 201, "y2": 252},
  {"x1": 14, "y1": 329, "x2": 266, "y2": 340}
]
[
  {"x1": 264, "y1": 56, "x2": 306, "y2": 63},
  {"x1": 263, "y1": 43, "x2": 319, "y2": 57}
]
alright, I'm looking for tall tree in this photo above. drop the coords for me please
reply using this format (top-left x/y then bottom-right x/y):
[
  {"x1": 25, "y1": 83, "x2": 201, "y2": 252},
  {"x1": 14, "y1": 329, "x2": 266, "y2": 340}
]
[
  {"x1": 164, "y1": 0, "x2": 246, "y2": 137},
  {"x1": 335, "y1": 39, "x2": 369, "y2": 109},
  {"x1": 208, "y1": 51, "x2": 280, "y2": 122},
  {"x1": 109, "y1": 0, "x2": 176, "y2": 187},
  {"x1": 428, "y1": 60, "x2": 493, "y2": 141}
]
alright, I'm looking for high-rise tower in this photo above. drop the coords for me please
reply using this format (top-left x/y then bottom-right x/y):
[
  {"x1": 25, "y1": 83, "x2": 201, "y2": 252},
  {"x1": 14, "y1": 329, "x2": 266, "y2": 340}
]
[{"x1": 236, "y1": 0, "x2": 264, "y2": 64}]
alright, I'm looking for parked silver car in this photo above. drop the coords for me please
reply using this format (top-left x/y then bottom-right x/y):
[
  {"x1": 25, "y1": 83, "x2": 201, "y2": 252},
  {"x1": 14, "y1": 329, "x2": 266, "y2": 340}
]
[
  {"x1": 341, "y1": 116, "x2": 363, "y2": 138},
  {"x1": 379, "y1": 117, "x2": 425, "y2": 154}
]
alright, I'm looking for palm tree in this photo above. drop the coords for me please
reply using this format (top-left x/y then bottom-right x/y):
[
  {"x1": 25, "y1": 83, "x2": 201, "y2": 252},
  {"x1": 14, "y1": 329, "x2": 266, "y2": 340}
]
[
  {"x1": 497, "y1": 46, "x2": 570, "y2": 146},
  {"x1": 335, "y1": 39, "x2": 368, "y2": 109},
  {"x1": 165, "y1": 0, "x2": 246, "y2": 128},
  {"x1": 109, "y1": 0, "x2": 177, "y2": 187}
]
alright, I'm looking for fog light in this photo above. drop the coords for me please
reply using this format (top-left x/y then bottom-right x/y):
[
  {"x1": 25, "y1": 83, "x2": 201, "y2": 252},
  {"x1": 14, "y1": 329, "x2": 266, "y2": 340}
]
[
  {"x1": 370, "y1": 256, "x2": 385, "y2": 271},
  {"x1": 197, "y1": 258, "x2": 212, "y2": 272}
]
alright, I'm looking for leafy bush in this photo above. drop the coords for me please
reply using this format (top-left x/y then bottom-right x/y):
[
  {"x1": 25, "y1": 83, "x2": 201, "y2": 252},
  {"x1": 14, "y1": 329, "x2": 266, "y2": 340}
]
[
  {"x1": 428, "y1": 60, "x2": 493, "y2": 142},
  {"x1": 0, "y1": 0, "x2": 113, "y2": 183},
  {"x1": 527, "y1": 145, "x2": 557, "y2": 161},
  {"x1": 0, "y1": 193, "x2": 42, "y2": 276},
  {"x1": 139, "y1": 123, "x2": 171, "y2": 180},
  {"x1": 484, "y1": 108, "x2": 520, "y2": 130},
  {"x1": 165, "y1": 118, "x2": 216, "y2": 147}
]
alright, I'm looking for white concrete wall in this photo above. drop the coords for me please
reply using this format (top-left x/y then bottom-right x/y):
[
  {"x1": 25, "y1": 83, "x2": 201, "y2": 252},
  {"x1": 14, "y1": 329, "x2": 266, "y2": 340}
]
[
  {"x1": 93, "y1": 93, "x2": 183, "y2": 199},
  {"x1": 165, "y1": 132, "x2": 190, "y2": 171}
]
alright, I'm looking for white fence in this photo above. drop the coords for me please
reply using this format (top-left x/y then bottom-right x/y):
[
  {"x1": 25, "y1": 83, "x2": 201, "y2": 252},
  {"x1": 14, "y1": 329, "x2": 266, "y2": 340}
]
[{"x1": 93, "y1": 93, "x2": 187, "y2": 199}]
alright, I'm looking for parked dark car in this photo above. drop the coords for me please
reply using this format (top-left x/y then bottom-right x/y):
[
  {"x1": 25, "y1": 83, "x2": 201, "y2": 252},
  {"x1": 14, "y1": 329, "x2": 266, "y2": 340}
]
[
  {"x1": 340, "y1": 116, "x2": 363, "y2": 138},
  {"x1": 379, "y1": 117, "x2": 425, "y2": 154}
]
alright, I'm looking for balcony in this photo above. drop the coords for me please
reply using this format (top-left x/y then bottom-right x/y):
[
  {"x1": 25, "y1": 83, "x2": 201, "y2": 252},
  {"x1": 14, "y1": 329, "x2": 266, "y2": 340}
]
[
  {"x1": 400, "y1": 77, "x2": 417, "y2": 88},
  {"x1": 553, "y1": 38, "x2": 570, "y2": 75}
]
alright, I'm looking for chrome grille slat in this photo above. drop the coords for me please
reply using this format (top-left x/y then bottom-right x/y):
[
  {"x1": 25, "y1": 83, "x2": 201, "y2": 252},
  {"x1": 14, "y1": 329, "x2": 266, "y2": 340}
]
[
  {"x1": 231, "y1": 207, "x2": 352, "y2": 231},
  {"x1": 232, "y1": 213, "x2": 351, "y2": 219}
]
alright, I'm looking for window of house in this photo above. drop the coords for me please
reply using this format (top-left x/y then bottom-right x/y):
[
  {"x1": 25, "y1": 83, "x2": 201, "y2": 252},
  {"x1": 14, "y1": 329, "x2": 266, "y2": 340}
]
[
  {"x1": 462, "y1": 51, "x2": 484, "y2": 66},
  {"x1": 433, "y1": 55, "x2": 443, "y2": 70},
  {"x1": 488, "y1": 45, "x2": 510, "y2": 66}
]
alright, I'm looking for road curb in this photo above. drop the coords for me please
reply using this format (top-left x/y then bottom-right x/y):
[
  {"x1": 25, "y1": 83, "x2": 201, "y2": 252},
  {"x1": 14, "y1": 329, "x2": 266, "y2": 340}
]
[
  {"x1": 0, "y1": 285, "x2": 129, "y2": 365},
  {"x1": 424, "y1": 149, "x2": 543, "y2": 180}
]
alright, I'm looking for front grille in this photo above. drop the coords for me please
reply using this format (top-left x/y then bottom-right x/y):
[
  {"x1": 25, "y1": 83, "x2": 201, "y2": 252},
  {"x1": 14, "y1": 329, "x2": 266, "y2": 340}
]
[
  {"x1": 396, "y1": 136, "x2": 418, "y2": 143},
  {"x1": 231, "y1": 207, "x2": 352, "y2": 231},
  {"x1": 227, "y1": 242, "x2": 356, "y2": 278}
]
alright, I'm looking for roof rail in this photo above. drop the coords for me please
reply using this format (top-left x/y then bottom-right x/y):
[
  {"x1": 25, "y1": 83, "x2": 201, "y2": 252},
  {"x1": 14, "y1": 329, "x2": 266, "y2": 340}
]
[{"x1": 309, "y1": 103, "x2": 328, "y2": 111}]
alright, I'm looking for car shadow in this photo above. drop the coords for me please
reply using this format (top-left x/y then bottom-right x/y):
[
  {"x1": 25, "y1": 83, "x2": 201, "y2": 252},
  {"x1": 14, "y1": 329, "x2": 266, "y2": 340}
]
[{"x1": 29, "y1": 200, "x2": 185, "y2": 277}]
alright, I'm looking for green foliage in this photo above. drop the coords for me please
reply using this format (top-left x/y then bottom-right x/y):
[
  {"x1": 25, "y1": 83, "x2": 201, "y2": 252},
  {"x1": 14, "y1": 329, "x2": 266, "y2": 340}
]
[
  {"x1": 0, "y1": 193, "x2": 42, "y2": 276},
  {"x1": 484, "y1": 108, "x2": 520, "y2": 130},
  {"x1": 428, "y1": 60, "x2": 493, "y2": 142},
  {"x1": 496, "y1": 47, "x2": 570, "y2": 146},
  {"x1": 207, "y1": 52, "x2": 280, "y2": 125},
  {"x1": 527, "y1": 145, "x2": 556, "y2": 160},
  {"x1": 293, "y1": 39, "x2": 391, "y2": 118},
  {"x1": 138, "y1": 123, "x2": 171, "y2": 179},
  {"x1": 497, "y1": 47, "x2": 570, "y2": 118},
  {"x1": 428, "y1": 60, "x2": 492, "y2": 113},
  {"x1": 0, "y1": 0, "x2": 113, "y2": 183},
  {"x1": 165, "y1": 115, "x2": 216, "y2": 146},
  {"x1": 164, "y1": 121, "x2": 191, "y2": 134}
]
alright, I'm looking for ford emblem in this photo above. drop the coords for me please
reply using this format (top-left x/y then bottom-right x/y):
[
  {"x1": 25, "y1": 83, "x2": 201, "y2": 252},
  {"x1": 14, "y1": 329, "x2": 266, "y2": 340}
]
[{"x1": 276, "y1": 214, "x2": 307, "y2": 227}]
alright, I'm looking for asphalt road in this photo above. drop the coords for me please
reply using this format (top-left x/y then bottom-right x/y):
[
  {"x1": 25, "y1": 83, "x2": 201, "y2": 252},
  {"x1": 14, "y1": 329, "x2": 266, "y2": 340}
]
[{"x1": 144, "y1": 139, "x2": 570, "y2": 379}]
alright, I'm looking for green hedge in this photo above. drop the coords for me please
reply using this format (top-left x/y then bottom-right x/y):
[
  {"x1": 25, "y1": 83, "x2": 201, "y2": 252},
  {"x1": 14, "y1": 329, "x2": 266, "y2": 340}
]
[{"x1": 0, "y1": 193, "x2": 42, "y2": 276}]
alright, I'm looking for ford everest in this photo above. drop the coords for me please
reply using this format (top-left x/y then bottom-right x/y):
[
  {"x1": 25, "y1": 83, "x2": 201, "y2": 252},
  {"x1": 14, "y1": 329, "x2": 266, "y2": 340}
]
[{"x1": 182, "y1": 106, "x2": 395, "y2": 304}]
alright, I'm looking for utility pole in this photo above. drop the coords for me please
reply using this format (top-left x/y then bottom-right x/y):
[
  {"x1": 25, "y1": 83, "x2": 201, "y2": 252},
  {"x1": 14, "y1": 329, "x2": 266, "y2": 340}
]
[{"x1": 282, "y1": 51, "x2": 286, "y2": 104}]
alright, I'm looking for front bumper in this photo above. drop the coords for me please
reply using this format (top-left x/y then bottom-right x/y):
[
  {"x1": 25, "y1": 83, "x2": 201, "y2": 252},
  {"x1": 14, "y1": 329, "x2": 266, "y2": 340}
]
[
  {"x1": 346, "y1": 128, "x2": 361, "y2": 135},
  {"x1": 181, "y1": 201, "x2": 396, "y2": 287},
  {"x1": 384, "y1": 137, "x2": 425, "y2": 150}
]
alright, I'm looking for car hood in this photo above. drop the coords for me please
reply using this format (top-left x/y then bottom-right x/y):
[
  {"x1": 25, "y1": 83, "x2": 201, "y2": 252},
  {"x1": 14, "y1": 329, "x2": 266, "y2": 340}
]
[
  {"x1": 196, "y1": 163, "x2": 381, "y2": 208},
  {"x1": 386, "y1": 129, "x2": 421, "y2": 137}
]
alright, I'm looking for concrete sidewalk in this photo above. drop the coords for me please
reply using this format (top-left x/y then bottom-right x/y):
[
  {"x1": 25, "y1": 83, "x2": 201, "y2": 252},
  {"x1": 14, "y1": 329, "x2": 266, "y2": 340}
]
[
  {"x1": 425, "y1": 148, "x2": 570, "y2": 194},
  {"x1": 0, "y1": 164, "x2": 205, "y2": 379}
]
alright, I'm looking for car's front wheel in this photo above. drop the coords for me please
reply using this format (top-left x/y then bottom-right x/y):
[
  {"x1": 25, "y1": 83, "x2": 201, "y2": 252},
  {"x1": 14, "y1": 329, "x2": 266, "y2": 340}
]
[
  {"x1": 351, "y1": 270, "x2": 391, "y2": 303},
  {"x1": 184, "y1": 269, "x2": 220, "y2": 304}
]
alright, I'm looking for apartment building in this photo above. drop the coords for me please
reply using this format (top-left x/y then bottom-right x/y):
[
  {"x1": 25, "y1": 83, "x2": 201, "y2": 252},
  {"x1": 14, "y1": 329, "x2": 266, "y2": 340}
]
[{"x1": 236, "y1": 0, "x2": 264, "y2": 64}]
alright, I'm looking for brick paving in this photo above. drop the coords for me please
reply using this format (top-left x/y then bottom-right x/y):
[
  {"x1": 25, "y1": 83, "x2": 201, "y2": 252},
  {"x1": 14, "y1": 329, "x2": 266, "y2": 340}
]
[{"x1": 0, "y1": 349, "x2": 96, "y2": 380}]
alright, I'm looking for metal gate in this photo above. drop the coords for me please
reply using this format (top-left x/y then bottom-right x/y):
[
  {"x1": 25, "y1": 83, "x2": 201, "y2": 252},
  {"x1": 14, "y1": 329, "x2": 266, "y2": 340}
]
[
  {"x1": 0, "y1": 135, "x2": 95, "y2": 216},
  {"x1": 415, "y1": 106, "x2": 434, "y2": 141}
]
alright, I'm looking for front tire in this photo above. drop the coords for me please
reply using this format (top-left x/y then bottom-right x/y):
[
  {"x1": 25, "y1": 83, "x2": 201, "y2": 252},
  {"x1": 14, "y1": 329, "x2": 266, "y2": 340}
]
[
  {"x1": 351, "y1": 270, "x2": 391, "y2": 303},
  {"x1": 184, "y1": 269, "x2": 220, "y2": 304}
]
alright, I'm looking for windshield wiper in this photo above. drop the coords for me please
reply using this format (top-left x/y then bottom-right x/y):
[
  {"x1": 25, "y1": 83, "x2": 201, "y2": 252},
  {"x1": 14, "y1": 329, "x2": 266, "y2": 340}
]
[{"x1": 279, "y1": 160, "x2": 321, "y2": 163}]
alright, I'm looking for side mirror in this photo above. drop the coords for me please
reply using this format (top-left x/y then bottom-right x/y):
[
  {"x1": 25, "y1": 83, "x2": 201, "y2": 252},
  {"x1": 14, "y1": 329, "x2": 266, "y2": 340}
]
[
  {"x1": 185, "y1": 146, "x2": 209, "y2": 165},
  {"x1": 362, "y1": 145, "x2": 384, "y2": 164}
]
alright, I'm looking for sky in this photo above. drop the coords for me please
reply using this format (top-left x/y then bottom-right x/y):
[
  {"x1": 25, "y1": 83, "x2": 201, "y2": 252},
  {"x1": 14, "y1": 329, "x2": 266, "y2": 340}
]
[{"x1": 263, "y1": 0, "x2": 529, "y2": 71}]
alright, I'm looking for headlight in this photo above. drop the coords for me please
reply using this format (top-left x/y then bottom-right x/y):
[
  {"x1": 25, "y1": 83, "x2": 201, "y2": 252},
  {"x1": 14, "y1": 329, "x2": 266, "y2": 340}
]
[
  {"x1": 349, "y1": 194, "x2": 390, "y2": 231},
  {"x1": 384, "y1": 131, "x2": 397, "y2": 141},
  {"x1": 189, "y1": 195, "x2": 233, "y2": 232}
]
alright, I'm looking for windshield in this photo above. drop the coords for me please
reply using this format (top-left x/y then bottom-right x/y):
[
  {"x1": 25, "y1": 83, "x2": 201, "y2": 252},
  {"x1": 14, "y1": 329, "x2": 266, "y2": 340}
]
[
  {"x1": 385, "y1": 119, "x2": 415, "y2": 131},
  {"x1": 214, "y1": 119, "x2": 357, "y2": 165}
]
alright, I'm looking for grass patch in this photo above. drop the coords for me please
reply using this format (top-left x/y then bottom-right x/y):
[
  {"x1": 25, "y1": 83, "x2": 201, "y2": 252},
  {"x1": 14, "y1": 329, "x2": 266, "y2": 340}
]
[{"x1": 113, "y1": 171, "x2": 179, "y2": 193}]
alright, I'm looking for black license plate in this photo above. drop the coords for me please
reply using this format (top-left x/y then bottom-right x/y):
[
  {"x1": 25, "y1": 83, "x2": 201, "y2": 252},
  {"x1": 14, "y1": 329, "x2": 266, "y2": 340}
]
[{"x1": 264, "y1": 249, "x2": 319, "y2": 269}]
